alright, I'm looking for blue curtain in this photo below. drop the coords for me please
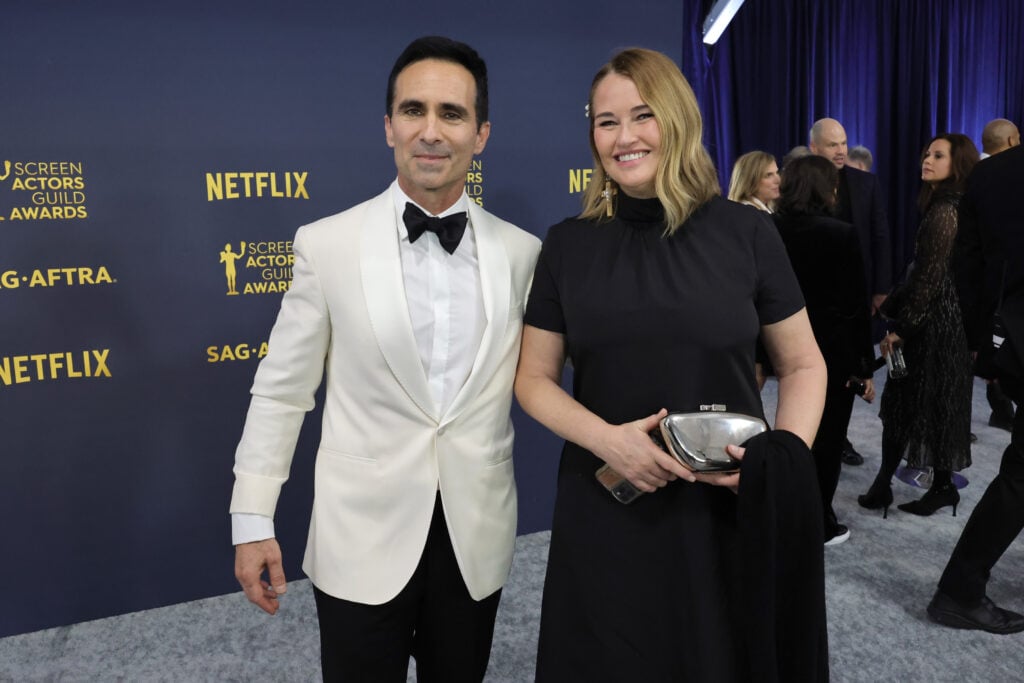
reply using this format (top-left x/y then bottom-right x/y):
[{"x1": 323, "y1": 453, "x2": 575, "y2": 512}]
[{"x1": 681, "y1": 0, "x2": 1024, "y2": 282}]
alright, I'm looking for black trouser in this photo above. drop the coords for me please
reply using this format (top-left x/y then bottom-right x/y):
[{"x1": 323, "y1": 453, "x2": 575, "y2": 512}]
[
  {"x1": 813, "y1": 378, "x2": 856, "y2": 536},
  {"x1": 938, "y1": 401, "x2": 1024, "y2": 603},
  {"x1": 313, "y1": 494, "x2": 502, "y2": 682}
]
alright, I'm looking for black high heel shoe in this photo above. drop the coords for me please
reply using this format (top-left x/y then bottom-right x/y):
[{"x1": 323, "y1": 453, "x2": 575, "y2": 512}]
[
  {"x1": 857, "y1": 482, "x2": 894, "y2": 519},
  {"x1": 897, "y1": 483, "x2": 960, "y2": 517}
]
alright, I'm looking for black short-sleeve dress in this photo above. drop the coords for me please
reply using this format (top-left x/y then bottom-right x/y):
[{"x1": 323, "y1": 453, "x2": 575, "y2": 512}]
[{"x1": 525, "y1": 194, "x2": 804, "y2": 682}]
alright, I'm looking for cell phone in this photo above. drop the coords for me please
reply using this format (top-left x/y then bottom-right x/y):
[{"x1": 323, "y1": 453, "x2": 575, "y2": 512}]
[
  {"x1": 847, "y1": 376, "x2": 867, "y2": 396},
  {"x1": 595, "y1": 464, "x2": 643, "y2": 504}
]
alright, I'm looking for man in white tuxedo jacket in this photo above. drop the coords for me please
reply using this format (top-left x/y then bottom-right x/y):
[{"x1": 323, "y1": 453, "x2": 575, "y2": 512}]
[{"x1": 230, "y1": 36, "x2": 541, "y2": 681}]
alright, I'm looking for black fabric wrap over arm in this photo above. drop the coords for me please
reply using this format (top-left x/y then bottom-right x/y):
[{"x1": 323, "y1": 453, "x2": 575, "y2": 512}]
[{"x1": 736, "y1": 429, "x2": 829, "y2": 683}]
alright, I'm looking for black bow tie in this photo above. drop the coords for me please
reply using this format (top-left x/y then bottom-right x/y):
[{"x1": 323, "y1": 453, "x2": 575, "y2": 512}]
[{"x1": 403, "y1": 203, "x2": 468, "y2": 255}]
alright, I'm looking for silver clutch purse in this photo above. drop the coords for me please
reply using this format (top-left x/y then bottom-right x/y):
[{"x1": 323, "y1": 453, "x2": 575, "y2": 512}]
[
  {"x1": 595, "y1": 411, "x2": 767, "y2": 504},
  {"x1": 657, "y1": 412, "x2": 767, "y2": 473}
]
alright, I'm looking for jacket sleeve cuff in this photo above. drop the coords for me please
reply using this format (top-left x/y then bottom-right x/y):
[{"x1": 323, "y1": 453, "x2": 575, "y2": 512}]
[{"x1": 229, "y1": 470, "x2": 287, "y2": 517}]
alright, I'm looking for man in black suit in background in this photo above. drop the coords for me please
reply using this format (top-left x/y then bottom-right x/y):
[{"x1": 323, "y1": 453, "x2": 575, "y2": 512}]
[
  {"x1": 810, "y1": 118, "x2": 892, "y2": 465},
  {"x1": 977, "y1": 118, "x2": 1020, "y2": 431},
  {"x1": 809, "y1": 118, "x2": 892, "y2": 310},
  {"x1": 927, "y1": 143, "x2": 1024, "y2": 634}
]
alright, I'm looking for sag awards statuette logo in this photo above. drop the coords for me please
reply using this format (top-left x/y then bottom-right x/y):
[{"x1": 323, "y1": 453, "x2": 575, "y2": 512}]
[
  {"x1": 0, "y1": 160, "x2": 89, "y2": 221},
  {"x1": 220, "y1": 240, "x2": 293, "y2": 295},
  {"x1": 466, "y1": 160, "x2": 484, "y2": 206},
  {"x1": 206, "y1": 171, "x2": 310, "y2": 201},
  {"x1": 0, "y1": 266, "x2": 115, "y2": 290},
  {"x1": 0, "y1": 349, "x2": 111, "y2": 386}
]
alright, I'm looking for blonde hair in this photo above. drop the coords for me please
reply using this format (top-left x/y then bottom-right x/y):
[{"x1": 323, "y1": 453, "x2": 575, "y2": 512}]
[
  {"x1": 727, "y1": 151, "x2": 777, "y2": 210},
  {"x1": 580, "y1": 48, "x2": 720, "y2": 233}
]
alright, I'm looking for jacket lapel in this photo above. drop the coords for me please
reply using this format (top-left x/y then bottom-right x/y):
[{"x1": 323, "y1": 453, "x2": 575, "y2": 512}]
[
  {"x1": 442, "y1": 202, "x2": 511, "y2": 426},
  {"x1": 360, "y1": 189, "x2": 437, "y2": 421}
]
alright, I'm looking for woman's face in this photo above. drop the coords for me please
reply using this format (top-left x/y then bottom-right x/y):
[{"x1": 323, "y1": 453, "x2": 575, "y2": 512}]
[
  {"x1": 591, "y1": 73, "x2": 662, "y2": 199},
  {"x1": 754, "y1": 161, "x2": 781, "y2": 202},
  {"x1": 921, "y1": 138, "x2": 952, "y2": 185}
]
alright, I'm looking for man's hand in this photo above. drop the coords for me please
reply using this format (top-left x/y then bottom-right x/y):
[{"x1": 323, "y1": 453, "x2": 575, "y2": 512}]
[{"x1": 235, "y1": 538, "x2": 287, "y2": 615}]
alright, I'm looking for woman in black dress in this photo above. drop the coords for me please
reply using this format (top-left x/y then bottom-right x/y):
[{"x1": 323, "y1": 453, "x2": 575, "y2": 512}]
[
  {"x1": 773, "y1": 155, "x2": 876, "y2": 545},
  {"x1": 514, "y1": 48, "x2": 828, "y2": 681},
  {"x1": 859, "y1": 133, "x2": 979, "y2": 516}
]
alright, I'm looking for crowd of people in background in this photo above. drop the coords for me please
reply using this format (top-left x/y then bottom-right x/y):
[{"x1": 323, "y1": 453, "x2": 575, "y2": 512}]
[{"x1": 727, "y1": 115, "x2": 1023, "y2": 634}]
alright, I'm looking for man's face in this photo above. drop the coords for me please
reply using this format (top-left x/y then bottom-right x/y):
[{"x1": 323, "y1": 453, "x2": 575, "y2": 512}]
[
  {"x1": 810, "y1": 121, "x2": 848, "y2": 168},
  {"x1": 385, "y1": 59, "x2": 489, "y2": 213}
]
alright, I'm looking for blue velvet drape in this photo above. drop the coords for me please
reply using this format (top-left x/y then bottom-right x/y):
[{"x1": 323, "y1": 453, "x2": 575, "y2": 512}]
[{"x1": 682, "y1": 0, "x2": 1024, "y2": 283}]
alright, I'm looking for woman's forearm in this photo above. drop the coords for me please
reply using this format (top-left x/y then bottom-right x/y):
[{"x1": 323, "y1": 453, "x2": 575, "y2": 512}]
[
  {"x1": 774, "y1": 363, "x2": 827, "y2": 447},
  {"x1": 514, "y1": 372, "x2": 612, "y2": 456}
]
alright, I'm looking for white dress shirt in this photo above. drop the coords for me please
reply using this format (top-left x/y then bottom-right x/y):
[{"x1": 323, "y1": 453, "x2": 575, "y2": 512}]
[
  {"x1": 392, "y1": 183, "x2": 486, "y2": 414},
  {"x1": 232, "y1": 181, "x2": 485, "y2": 545}
]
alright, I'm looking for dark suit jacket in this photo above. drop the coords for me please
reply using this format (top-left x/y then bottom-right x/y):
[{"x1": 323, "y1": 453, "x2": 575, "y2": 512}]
[
  {"x1": 836, "y1": 165, "x2": 892, "y2": 297},
  {"x1": 774, "y1": 212, "x2": 875, "y2": 381},
  {"x1": 954, "y1": 144, "x2": 1024, "y2": 399}
]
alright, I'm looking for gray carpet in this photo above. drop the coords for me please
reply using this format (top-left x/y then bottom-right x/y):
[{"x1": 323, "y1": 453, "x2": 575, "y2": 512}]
[{"x1": 2, "y1": 375, "x2": 1022, "y2": 682}]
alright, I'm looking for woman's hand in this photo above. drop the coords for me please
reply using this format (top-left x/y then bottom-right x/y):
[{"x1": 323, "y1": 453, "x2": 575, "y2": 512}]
[
  {"x1": 879, "y1": 332, "x2": 902, "y2": 357},
  {"x1": 693, "y1": 444, "x2": 745, "y2": 493},
  {"x1": 595, "y1": 409, "x2": 696, "y2": 491}
]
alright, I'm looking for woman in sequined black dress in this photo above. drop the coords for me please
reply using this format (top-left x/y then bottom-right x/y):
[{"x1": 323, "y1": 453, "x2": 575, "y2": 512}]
[{"x1": 859, "y1": 133, "x2": 980, "y2": 517}]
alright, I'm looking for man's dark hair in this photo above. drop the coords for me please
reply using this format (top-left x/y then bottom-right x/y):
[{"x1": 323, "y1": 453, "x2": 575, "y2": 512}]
[
  {"x1": 777, "y1": 155, "x2": 839, "y2": 216},
  {"x1": 386, "y1": 36, "x2": 488, "y2": 127}
]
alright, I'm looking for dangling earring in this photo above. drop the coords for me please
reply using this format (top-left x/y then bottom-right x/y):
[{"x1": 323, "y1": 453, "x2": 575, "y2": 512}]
[{"x1": 601, "y1": 178, "x2": 616, "y2": 217}]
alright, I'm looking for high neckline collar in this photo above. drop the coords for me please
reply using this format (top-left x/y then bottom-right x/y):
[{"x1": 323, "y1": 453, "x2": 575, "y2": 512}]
[{"x1": 616, "y1": 192, "x2": 666, "y2": 225}]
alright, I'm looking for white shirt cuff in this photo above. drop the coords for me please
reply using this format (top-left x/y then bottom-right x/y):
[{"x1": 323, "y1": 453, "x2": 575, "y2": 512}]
[{"x1": 231, "y1": 513, "x2": 275, "y2": 545}]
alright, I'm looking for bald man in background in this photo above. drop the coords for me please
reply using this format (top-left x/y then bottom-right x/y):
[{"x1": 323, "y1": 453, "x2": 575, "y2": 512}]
[
  {"x1": 980, "y1": 118, "x2": 1020, "y2": 159},
  {"x1": 810, "y1": 118, "x2": 892, "y2": 466},
  {"x1": 809, "y1": 118, "x2": 892, "y2": 311}
]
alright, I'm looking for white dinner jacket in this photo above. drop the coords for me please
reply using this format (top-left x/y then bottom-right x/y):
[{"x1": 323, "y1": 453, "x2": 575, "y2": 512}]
[{"x1": 229, "y1": 187, "x2": 540, "y2": 603}]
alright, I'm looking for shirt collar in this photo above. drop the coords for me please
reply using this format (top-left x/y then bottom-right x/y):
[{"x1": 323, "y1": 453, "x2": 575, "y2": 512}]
[{"x1": 745, "y1": 197, "x2": 773, "y2": 214}]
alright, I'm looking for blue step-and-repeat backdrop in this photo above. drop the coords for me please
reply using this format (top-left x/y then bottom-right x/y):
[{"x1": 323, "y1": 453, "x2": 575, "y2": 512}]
[{"x1": 1, "y1": 0, "x2": 689, "y2": 636}]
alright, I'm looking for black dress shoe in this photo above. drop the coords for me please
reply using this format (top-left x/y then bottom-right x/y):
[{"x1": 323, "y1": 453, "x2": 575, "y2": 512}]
[
  {"x1": 927, "y1": 590, "x2": 1024, "y2": 634},
  {"x1": 841, "y1": 443, "x2": 864, "y2": 466}
]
